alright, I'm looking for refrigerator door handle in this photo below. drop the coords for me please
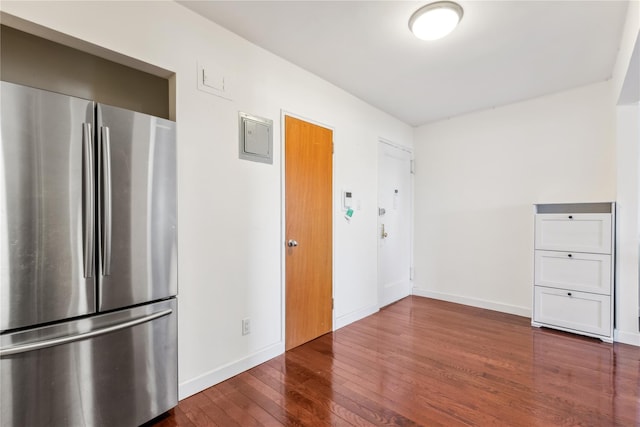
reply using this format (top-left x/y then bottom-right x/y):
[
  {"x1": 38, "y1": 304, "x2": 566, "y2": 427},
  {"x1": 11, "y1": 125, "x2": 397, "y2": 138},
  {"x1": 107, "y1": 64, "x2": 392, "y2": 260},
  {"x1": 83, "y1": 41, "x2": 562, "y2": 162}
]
[
  {"x1": 83, "y1": 123, "x2": 95, "y2": 278},
  {"x1": 101, "y1": 126, "x2": 113, "y2": 276},
  {"x1": 0, "y1": 308, "x2": 172, "y2": 357}
]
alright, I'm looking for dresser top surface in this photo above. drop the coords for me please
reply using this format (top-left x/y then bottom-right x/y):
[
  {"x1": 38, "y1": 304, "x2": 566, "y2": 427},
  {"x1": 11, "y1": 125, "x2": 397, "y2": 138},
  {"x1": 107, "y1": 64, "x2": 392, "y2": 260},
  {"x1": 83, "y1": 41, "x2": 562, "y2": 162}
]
[{"x1": 535, "y1": 202, "x2": 615, "y2": 214}]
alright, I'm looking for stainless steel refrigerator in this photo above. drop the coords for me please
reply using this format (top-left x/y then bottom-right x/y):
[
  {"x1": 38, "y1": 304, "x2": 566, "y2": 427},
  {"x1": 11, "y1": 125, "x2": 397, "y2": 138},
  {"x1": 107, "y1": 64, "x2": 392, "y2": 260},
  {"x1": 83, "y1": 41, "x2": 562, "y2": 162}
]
[{"x1": 0, "y1": 81, "x2": 178, "y2": 426}]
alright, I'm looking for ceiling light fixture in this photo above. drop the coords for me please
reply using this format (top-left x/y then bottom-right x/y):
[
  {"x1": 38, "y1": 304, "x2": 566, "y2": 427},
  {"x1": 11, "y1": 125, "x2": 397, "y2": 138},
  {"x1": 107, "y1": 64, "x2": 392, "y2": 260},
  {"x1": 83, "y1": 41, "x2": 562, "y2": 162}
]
[{"x1": 409, "y1": 1, "x2": 464, "y2": 41}]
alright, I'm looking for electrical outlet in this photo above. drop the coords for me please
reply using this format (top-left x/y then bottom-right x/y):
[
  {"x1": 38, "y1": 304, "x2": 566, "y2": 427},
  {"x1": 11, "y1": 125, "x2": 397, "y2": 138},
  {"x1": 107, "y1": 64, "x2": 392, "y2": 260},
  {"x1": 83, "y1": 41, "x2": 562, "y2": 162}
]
[{"x1": 242, "y1": 318, "x2": 251, "y2": 336}]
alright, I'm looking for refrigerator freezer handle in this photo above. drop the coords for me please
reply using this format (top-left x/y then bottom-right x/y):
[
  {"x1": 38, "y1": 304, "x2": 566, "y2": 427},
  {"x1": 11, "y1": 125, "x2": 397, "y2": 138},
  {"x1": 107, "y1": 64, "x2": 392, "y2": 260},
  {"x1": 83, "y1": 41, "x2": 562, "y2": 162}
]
[
  {"x1": 101, "y1": 126, "x2": 112, "y2": 276},
  {"x1": 83, "y1": 123, "x2": 95, "y2": 278},
  {"x1": 0, "y1": 309, "x2": 172, "y2": 357}
]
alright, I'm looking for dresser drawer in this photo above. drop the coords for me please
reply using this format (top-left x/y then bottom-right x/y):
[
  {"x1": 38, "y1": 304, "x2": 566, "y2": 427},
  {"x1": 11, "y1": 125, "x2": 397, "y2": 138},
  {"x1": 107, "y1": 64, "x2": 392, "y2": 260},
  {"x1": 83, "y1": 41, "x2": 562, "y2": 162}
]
[
  {"x1": 533, "y1": 287, "x2": 611, "y2": 337},
  {"x1": 535, "y1": 214, "x2": 612, "y2": 254},
  {"x1": 534, "y1": 250, "x2": 611, "y2": 294}
]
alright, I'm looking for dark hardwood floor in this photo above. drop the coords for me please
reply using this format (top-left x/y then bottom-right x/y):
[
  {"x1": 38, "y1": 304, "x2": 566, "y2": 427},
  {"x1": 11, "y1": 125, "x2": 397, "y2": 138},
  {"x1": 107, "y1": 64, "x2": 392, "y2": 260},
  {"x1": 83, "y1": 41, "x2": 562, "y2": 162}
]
[{"x1": 152, "y1": 296, "x2": 640, "y2": 426}]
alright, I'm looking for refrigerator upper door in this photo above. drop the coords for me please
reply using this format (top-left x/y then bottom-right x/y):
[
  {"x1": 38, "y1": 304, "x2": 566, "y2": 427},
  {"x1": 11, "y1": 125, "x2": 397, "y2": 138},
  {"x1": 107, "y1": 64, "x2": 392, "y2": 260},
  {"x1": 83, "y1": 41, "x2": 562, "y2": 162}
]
[
  {"x1": 0, "y1": 82, "x2": 96, "y2": 332},
  {"x1": 97, "y1": 104, "x2": 177, "y2": 311}
]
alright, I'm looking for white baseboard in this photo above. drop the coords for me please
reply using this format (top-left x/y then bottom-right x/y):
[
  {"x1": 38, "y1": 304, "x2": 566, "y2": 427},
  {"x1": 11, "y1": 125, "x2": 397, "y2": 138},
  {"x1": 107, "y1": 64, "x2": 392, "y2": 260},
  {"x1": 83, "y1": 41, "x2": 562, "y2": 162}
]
[
  {"x1": 412, "y1": 288, "x2": 531, "y2": 318},
  {"x1": 179, "y1": 304, "x2": 380, "y2": 400},
  {"x1": 335, "y1": 303, "x2": 379, "y2": 330},
  {"x1": 614, "y1": 329, "x2": 640, "y2": 346},
  {"x1": 178, "y1": 342, "x2": 284, "y2": 400}
]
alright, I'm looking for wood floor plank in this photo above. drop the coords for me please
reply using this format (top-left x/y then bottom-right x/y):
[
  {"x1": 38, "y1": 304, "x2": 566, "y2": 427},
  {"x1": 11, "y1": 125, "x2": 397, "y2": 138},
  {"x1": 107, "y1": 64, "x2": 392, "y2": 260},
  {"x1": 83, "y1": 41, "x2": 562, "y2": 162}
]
[
  {"x1": 201, "y1": 386, "x2": 262, "y2": 427},
  {"x1": 274, "y1": 353, "x2": 430, "y2": 426},
  {"x1": 326, "y1": 330, "x2": 532, "y2": 425},
  {"x1": 212, "y1": 379, "x2": 283, "y2": 427},
  {"x1": 251, "y1": 362, "x2": 345, "y2": 425},
  {"x1": 224, "y1": 375, "x2": 295, "y2": 426},
  {"x1": 153, "y1": 296, "x2": 640, "y2": 426}
]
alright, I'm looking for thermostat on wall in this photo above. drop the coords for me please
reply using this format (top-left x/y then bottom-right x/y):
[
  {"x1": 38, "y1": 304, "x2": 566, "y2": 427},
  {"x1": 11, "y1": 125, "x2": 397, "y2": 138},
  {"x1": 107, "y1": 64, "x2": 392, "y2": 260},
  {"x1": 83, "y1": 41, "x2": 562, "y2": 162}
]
[{"x1": 239, "y1": 112, "x2": 273, "y2": 164}]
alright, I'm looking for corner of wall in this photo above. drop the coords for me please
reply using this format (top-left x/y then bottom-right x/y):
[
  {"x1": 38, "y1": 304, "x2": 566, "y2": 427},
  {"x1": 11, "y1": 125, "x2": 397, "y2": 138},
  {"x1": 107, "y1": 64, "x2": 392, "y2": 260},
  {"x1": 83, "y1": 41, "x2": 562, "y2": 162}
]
[
  {"x1": 612, "y1": 1, "x2": 640, "y2": 102},
  {"x1": 335, "y1": 304, "x2": 379, "y2": 330},
  {"x1": 412, "y1": 288, "x2": 531, "y2": 318}
]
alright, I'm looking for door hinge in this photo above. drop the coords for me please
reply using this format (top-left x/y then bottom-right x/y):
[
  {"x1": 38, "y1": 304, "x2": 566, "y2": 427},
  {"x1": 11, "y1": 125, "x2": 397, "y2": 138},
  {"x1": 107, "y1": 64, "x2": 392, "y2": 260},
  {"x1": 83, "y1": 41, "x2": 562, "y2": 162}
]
[
  {"x1": 410, "y1": 159, "x2": 415, "y2": 174},
  {"x1": 332, "y1": 298, "x2": 334, "y2": 309},
  {"x1": 332, "y1": 141, "x2": 334, "y2": 154}
]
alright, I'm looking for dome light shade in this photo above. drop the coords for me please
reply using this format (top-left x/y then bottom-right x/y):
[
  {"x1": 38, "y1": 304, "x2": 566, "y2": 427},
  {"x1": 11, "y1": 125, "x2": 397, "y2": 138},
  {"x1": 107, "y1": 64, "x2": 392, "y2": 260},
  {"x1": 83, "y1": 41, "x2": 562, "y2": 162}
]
[{"x1": 409, "y1": 1, "x2": 463, "y2": 41}]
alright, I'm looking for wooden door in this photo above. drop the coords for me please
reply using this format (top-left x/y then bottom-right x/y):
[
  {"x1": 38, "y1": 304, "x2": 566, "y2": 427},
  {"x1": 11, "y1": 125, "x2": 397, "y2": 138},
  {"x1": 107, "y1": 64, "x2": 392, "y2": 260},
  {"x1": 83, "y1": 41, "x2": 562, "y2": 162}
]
[{"x1": 285, "y1": 115, "x2": 333, "y2": 350}]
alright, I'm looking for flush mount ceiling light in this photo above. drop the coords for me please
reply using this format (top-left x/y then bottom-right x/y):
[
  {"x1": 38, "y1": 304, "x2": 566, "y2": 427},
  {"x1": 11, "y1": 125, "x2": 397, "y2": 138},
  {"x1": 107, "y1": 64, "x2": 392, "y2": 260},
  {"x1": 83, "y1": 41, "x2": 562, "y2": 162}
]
[{"x1": 409, "y1": 1, "x2": 464, "y2": 41}]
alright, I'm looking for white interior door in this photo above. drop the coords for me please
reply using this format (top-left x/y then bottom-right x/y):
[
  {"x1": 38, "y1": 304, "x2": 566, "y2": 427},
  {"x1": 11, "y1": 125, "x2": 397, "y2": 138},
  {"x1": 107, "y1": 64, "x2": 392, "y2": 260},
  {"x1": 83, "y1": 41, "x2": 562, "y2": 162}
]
[{"x1": 378, "y1": 141, "x2": 413, "y2": 307}]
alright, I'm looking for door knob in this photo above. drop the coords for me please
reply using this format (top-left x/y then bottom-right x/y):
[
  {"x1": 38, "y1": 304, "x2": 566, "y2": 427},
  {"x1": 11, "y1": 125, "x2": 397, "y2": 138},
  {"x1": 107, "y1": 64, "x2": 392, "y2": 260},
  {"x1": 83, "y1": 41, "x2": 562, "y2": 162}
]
[{"x1": 287, "y1": 240, "x2": 298, "y2": 247}]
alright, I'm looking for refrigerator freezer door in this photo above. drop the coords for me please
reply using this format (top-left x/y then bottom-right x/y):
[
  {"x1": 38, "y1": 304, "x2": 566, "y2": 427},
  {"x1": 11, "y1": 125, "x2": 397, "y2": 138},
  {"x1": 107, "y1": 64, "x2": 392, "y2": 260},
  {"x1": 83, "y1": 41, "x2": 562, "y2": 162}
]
[
  {"x1": 0, "y1": 82, "x2": 96, "y2": 332},
  {"x1": 97, "y1": 104, "x2": 177, "y2": 311},
  {"x1": 0, "y1": 298, "x2": 178, "y2": 426}
]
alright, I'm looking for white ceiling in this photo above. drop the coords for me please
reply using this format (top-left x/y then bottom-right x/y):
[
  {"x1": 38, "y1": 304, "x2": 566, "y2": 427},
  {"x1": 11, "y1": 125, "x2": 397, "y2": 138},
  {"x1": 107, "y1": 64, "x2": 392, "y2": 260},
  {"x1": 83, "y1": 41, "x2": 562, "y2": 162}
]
[{"x1": 179, "y1": 1, "x2": 629, "y2": 126}]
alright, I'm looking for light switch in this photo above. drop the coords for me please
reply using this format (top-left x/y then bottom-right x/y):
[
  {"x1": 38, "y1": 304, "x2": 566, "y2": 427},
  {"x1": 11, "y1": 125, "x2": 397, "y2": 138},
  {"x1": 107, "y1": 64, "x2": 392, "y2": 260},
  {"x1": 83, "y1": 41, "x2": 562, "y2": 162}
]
[
  {"x1": 197, "y1": 61, "x2": 232, "y2": 100},
  {"x1": 202, "y1": 68, "x2": 224, "y2": 91}
]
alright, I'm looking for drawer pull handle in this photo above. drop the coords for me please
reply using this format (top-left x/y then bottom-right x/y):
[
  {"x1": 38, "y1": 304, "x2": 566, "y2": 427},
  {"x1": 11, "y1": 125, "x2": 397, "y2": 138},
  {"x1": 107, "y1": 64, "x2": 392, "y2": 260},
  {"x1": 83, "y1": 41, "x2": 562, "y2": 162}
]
[
  {"x1": 567, "y1": 292, "x2": 572, "y2": 297},
  {"x1": 0, "y1": 309, "x2": 173, "y2": 356},
  {"x1": 568, "y1": 254, "x2": 572, "y2": 258},
  {"x1": 568, "y1": 215, "x2": 573, "y2": 219}
]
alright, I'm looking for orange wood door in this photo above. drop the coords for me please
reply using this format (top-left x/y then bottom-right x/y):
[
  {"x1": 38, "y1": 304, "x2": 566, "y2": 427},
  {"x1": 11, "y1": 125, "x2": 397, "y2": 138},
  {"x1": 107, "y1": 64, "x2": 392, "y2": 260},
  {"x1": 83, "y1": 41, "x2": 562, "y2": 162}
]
[{"x1": 285, "y1": 115, "x2": 333, "y2": 350}]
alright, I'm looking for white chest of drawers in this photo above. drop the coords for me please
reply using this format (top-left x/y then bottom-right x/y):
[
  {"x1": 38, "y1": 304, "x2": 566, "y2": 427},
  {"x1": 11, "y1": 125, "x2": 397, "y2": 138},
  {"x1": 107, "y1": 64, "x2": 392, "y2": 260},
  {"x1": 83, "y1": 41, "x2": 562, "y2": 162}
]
[{"x1": 532, "y1": 203, "x2": 615, "y2": 342}]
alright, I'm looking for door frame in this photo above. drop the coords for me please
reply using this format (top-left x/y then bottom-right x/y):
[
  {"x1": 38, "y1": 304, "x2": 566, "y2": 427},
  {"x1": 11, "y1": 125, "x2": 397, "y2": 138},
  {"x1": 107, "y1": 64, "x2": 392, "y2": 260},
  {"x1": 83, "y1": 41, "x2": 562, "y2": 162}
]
[
  {"x1": 377, "y1": 137, "x2": 415, "y2": 308},
  {"x1": 280, "y1": 110, "x2": 336, "y2": 347}
]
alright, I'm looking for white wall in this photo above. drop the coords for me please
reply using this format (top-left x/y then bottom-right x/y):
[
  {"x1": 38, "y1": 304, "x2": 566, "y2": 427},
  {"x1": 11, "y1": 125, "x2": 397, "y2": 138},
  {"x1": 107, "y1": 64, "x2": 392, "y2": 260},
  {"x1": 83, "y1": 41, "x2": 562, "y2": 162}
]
[
  {"x1": 0, "y1": 1, "x2": 413, "y2": 398},
  {"x1": 413, "y1": 81, "x2": 616, "y2": 317},
  {"x1": 612, "y1": 0, "x2": 640, "y2": 346},
  {"x1": 615, "y1": 104, "x2": 640, "y2": 345}
]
